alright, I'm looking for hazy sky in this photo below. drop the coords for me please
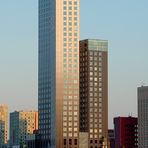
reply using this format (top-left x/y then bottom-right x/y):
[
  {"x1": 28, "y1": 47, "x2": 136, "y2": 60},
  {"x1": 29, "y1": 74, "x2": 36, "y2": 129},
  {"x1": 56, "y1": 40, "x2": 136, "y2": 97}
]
[{"x1": 0, "y1": 0, "x2": 148, "y2": 128}]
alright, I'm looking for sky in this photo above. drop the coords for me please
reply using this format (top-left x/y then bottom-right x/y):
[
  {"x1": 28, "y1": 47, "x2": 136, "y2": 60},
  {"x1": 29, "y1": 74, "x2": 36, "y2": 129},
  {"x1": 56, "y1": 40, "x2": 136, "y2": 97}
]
[{"x1": 0, "y1": 0, "x2": 148, "y2": 128}]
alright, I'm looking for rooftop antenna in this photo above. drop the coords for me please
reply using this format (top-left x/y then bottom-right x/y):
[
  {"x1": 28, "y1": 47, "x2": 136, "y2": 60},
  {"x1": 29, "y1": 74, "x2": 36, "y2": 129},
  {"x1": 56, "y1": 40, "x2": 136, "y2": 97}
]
[
  {"x1": 128, "y1": 113, "x2": 133, "y2": 117},
  {"x1": 141, "y1": 82, "x2": 145, "y2": 87}
]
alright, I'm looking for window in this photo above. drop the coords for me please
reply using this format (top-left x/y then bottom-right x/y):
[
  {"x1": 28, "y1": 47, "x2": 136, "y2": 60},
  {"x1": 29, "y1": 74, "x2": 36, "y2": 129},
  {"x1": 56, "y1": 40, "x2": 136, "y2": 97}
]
[
  {"x1": 74, "y1": 139, "x2": 77, "y2": 145},
  {"x1": 94, "y1": 52, "x2": 98, "y2": 56},
  {"x1": 99, "y1": 67, "x2": 102, "y2": 71},
  {"x1": 63, "y1": 112, "x2": 67, "y2": 116},
  {"x1": 64, "y1": 139, "x2": 66, "y2": 145},
  {"x1": 69, "y1": 106, "x2": 72, "y2": 110},
  {"x1": 64, "y1": 38, "x2": 67, "y2": 41},
  {"x1": 74, "y1": 22, "x2": 77, "y2": 26},
  {"x1": 69, "y1": 112, "x2": 72, "y2": 115},
  {"x1": 74, "y1": 7, "x2": 77, "y2": 10},
  {"x1": 89, "y1": 51, "x2": 93, "y2": 56},
  {"x1": 74, "y1": 17, "x2": 77, "y2": 21},
  {"x1": 99, "y1": 108, "x2": 102, "y2": 113},
  {"x1": 99, "y1": 103, "x2": 102, "y2": 107},
  {"x1": 69, "y1": 133, "x2": 72, "y2": 137},
  {"x1": 99, "y1": 57, "x2": 102, "y2": 61},
  {"x1": 69, "y1": 1, "x2": 72, "y2": 5},
  {"x1": 99, "y1": 119, "x2": 102, "y2": 123},
  {"x1": 99, "y1": 62, "x2": 102, "y2": 66},
  {"x1": 74, "y1": 133, "x2": 77, "y2": 137},
  {"x1": 94, "y1": 103, "x2": 97, "y2": 107},
  {"x1": 74, "y1": 33, "x2": 77, "y2": 36},
  {"x1": 63, "y1": 117, "x2": 67, "y2": 121},
  {"x1": 94, "y1": 67, "x2": 97, "y2": 71},
  {"x1": 69, "y1": 122, "x2": 72, "y2": 126},
  {"x1": 74, "y1": 12, "x2": 77, "y2": 15},
  {"x1": 69, "y1": 117, "x2": 72, "y2": 121},
  {"x1": 63, "y1": 106, "x2": 67, "y2": 110},
  {"x1": 74, "y1": 38, "x2": 77, "y2": 42},
  {"x1": 74, "y1": 43, "x2": 77, "y2": 47},
  {"x1": 94, "y1": 77, "x2": 97, "y2": 81},
  {"x1": 69, "y1": 28, "x2": 72, "y2": 31},
  {"x1": 99, "y1": 52, "x2": 102, "y2": 56},
  {"x1": 90, "y1": 129, "x2": 93, "y2": 133},
  {"x1": 74, "y1": 117, "x2": 78, "y2": 121},
  {"x1": 74, "y1": 1, "x2": 77, "y2": 5},
  {"x1": 63, "y1": 122, "x2": 67, "y2": 126},
  {"x1": 69, "y1": 139, "x2": 72, "y2": 145},
  {"x1": 99, "y1": 88, "x2": 102, "y2": 91},
  {"x1": 64, "y1": 22, "x2": 67, "y2": 26},
  {"x1": 99, "y1": 129, "x2": 102, "y2": 133},
  {"x1": 99, "y1": 72, "x2": 102, "y2": 77}
]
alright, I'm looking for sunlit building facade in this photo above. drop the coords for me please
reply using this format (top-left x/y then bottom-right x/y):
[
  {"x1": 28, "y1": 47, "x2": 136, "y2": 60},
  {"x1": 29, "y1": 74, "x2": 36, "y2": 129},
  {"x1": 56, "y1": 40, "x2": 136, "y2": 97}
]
[
  {"x1": 10, "y1": 110, "x2": 38, "y2": 147},
  {"x1": 79, "y1": 39, "x2": 108, "y2": 148},
  {"x1": 0, "y1": 105, "x2": 8, "y2": 146},
  {"x1": 38, "y1": 0, "x2": 80, "y2": 147}
]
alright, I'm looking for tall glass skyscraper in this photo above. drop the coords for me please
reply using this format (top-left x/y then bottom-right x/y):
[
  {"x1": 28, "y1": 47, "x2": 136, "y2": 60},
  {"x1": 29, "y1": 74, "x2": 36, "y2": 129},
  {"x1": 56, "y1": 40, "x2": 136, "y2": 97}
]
[{"x1": 38, "y1": 0, "x2": 80, "y2": 147}]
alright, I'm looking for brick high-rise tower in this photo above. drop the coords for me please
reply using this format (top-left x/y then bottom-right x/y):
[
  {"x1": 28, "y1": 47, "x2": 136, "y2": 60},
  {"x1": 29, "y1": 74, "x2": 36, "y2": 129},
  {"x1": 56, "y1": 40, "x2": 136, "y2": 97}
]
[{"x1": 79, "y1": 39, "x2": 108, "y2": 148}]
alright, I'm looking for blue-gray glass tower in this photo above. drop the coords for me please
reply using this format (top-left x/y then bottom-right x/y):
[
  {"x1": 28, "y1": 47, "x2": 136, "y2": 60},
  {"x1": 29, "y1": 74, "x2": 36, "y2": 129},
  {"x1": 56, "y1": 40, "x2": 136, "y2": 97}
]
[{"x1": 38, "y1": 0, "x2": 80, "y2": 148}]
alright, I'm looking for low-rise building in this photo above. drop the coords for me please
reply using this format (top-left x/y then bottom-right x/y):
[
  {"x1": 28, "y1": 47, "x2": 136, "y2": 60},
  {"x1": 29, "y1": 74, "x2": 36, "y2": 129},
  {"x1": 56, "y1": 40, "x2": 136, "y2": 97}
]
[
  {"x1": 0, "y1": 104, "x2": 8, "y2": 146},
  {"x1": 108, "y1": 129, "x2": 115, "y2": 148},
  {"x1": 26, "y1": 130, "x2": 41, "y2": 148},
  {"x1": 114, "y1": 116, "x2": 138, "y2": 148},
  {"x1": 9, "y1": 110, "x2": 38, "y2": 148}
]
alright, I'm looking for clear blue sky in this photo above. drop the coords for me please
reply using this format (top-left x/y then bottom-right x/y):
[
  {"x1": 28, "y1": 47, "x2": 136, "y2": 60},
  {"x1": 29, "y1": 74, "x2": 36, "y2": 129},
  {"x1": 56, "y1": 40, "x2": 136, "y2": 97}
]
[{"x1": 0, "y1": 0, "x2": 148, "y2": 128}]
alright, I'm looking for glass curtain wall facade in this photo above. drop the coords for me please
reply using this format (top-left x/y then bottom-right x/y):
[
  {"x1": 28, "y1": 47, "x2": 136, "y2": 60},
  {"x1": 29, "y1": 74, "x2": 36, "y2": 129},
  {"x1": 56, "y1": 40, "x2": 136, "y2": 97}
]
[
  {"x1": 79, "y1": 39, "x2": 108, "y2": 148},
  {"x1": 38, "y1": 0, "x2": 80, "y2": 148},
  {"x1": 138, "y1": 86, "x2": 148, "y2": 148}
]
